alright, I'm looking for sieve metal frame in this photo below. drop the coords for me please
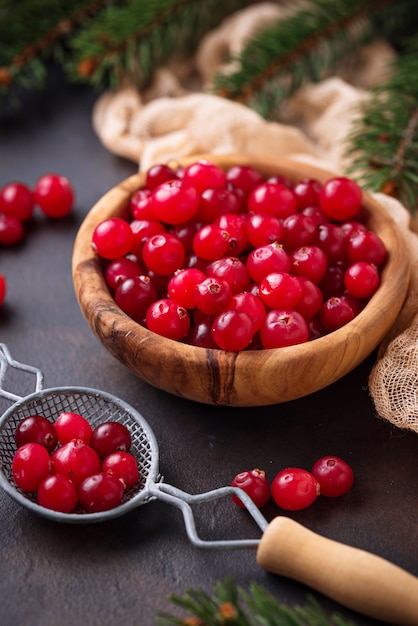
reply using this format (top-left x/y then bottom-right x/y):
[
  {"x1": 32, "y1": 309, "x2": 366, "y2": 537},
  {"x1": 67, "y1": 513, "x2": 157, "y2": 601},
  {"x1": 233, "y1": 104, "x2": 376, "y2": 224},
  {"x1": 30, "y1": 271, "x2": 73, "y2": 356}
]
[{"x1": 0, "y1": 344, "x2": 268, "y2": 547}]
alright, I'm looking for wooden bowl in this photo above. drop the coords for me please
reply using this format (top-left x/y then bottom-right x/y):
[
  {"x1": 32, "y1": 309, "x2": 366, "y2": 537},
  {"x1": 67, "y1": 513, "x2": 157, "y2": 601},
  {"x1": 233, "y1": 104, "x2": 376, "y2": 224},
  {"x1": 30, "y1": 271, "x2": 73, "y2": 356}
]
[{"x1": 72, "y1": 154, "x2": 410, "y2": 406}]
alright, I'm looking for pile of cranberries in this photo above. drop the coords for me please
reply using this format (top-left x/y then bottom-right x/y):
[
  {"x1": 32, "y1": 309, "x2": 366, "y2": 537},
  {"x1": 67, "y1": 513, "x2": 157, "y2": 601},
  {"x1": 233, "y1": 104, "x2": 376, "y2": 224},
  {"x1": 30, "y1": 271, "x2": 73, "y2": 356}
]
[
  {"x1": 231, "y1": 455, "x2": 354, "y2": 511},
  {"x1": 11, "y1": 412, "x2": 139, "y2": 514},
  {"x1": 0, "y1": 172, "x2": 75, "y2": 308},
  {"x1": 92, "y1": 160, "x2": 387, "y2": 351}
]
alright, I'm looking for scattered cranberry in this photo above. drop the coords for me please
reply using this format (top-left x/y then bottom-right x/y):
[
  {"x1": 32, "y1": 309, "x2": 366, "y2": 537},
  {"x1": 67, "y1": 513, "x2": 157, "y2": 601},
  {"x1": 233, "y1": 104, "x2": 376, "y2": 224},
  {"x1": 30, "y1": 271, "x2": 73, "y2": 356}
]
[
  {"x1": 0, "y1": 273, "x2": 6, "y2": 306},
  {"x1": 231, "y1": 468, "x2": 270, "y2": 508},
  {"x1": 0, "y1": 213, "x2": 25, "y2": 245},
  {"x1": 271, "y1": 467, "x2": 320, "y2": 511},
  {"x1": 33, "y1": 173, "x2": 75, "y2": 218},
  {"x1": 0, "y1": 182, "x2": 34, "y2": 222},
  {"x1": 311, "y1": 455, "x2": 354, "y2": 497}
]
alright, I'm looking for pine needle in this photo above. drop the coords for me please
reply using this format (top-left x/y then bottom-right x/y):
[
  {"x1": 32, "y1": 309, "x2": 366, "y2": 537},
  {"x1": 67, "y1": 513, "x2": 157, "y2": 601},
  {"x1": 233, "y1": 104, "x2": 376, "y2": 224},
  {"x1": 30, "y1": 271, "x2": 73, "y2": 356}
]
[
  {"x1": 156, "y1": 578, "x2": 359, "y2": 626},
  {"x1": 345, "y1": 34, "x2": 418, "y2": 212}
]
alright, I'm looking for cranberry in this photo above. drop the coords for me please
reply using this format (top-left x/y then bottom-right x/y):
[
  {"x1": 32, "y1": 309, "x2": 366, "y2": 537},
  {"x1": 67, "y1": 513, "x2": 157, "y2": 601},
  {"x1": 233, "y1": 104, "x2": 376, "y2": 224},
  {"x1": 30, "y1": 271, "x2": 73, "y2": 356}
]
[
  {"x1": 78, "y1": 472, "x2": 124, "y2": 513},
  {"x1": 192, "y1": 224, "x2": 230, "y2": 260},
  {"x1": 167, "y1": 268, "x2": 206, "y2": 309},
  {"x1": 12, "y1": 443, "x2": 51, "y2": 492},
  {"x1": 183, "y1": 159, "x2": 226, "y2": 193},
  {"x1": 129, "y1": 219, "x2": 166, "y2": 257},
  {"x1": 0, "y1": 213, "x2": 25, "y2": 245},
  {"x1": 344, "y1": 262, "x2": 380, "y2": 299},
  {"x1": 311, "y1": 455, "x2": 354, "y2": 497},
  {"x1": 0, "y1": 273, "x2": 6, "y2": 306},
  {"x1": 272, "y1": 467, "x2": 320, "y2": 510},
  {"x1": 151, "y1": 179, "x2": 199, "y2": 225},
  {"x1": 231, "y1": 468, "x2": 270, "y2": 508},
  {"x1": 142, "y1": 233, "x2": 185, "y2": 276},
  {"x1": 0, "y1": 182, "x2": 34, "y2": 222},
  {"x1": 102, "y1": 451, "x2": 140, "y2": 489},
  {"x1": 259, "y1": 271, "x2": 302, "y2": 310},
  {"x1": 145, "y1": 163, "x2": 177, "y2": 190},
  {"x1": 115, "y1": 275, "x2": 157, "y2": 322},
  {"x1": 247, "y1": 242, "x2": 291, "y2": 283},
  {"x1": 260, "y1": 310, "x2": 309, "y2": 349},
  {"x1": 319, "y1": 176, "x2": 362, "y2": 221},
  {"x1": 246, "y1": 213, "x2": 283, "y2": 247},
  {"x1": 186, "y1": 317, "x2": 218, "y2": 348},
  {"x1": 212, "y1": 309, "x2": 254, "y2": 351},
  {"x1": 225, "y1": 291, "x2": 266, "y2": 333},
  {"x1": 319, "y1": 296, "x2": 355, "y2": 332},
  {"x1": 38, "y1": 474, "x2": 78, "y2": 513},
  {"x1": 194, "y1": 277, "x2": 232, "y2": 316},
  {"x1": 51, "y1": 439, "x2": 101, "y2": 487},
  {"x1": 290, "y1": 245, "x2": 328, "y2": 284},
  {"x1": 206, "y1": 256, "x2": 250, "y2": 294},
  {"x1": 90, "y1": 421, "x2": 132, "y2": 459},
  {"x1": 247, "y1": 181, "x2": 297, "y2": 219},
  {"x1": 225, "y1": 165, "x2": 263, "y2": 197},
  {"x1": 130, "y1": 188, "x2": 154, "y2": 220},
  {"x1": 54, "y1": 412, "x2": 93, "y2": 446},
  {"x1": 293, "y1": 178, "x2": 322, "y2": 209},
  {"x1": 197, "y1": 187, "x2": 240, "y2": 223},
  {"x1": 92, "y1": 217, "x2": 134, "y2": 260},
  {"x1": 146, "y1": 297, "x2": 190, "y2": 340},
  {"x1": 15, "y1": 415, "x2": 58, "y2": 453},
  {"x1": 33, "y1": 173, "x2": 74, "y2": 218},
  {"x1": 105, "y1": 257, "x2": 143, "y2": 291}
]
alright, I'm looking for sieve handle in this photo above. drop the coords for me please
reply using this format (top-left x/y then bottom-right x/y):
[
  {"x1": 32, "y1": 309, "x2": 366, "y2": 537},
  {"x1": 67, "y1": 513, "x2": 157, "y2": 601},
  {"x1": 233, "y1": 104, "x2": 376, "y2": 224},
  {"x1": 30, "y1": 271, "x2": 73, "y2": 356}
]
[
  {"x1": 0, "y1": 343, "x2": 44, "y2": 402},
  {"x1": 150, "y1": 481, "x2": 268, "y2": 549},
  {"x1": 257, "y1": 516, "x2": 418, "y2": 626}
]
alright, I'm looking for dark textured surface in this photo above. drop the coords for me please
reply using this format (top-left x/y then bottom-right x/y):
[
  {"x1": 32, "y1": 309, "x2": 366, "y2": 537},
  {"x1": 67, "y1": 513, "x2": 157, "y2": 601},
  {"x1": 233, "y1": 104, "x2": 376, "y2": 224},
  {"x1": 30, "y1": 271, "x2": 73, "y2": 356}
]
[{"x1": 1, "y1": 72, "x2": 418, "y2": 626}]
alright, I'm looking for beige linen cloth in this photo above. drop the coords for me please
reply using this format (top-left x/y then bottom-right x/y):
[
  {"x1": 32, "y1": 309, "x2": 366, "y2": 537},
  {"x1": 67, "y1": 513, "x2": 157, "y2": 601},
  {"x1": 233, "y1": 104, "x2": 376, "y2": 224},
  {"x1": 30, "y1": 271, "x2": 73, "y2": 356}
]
[{"x1": 91, "y1": 3, "x2": 418, "y2": 433}]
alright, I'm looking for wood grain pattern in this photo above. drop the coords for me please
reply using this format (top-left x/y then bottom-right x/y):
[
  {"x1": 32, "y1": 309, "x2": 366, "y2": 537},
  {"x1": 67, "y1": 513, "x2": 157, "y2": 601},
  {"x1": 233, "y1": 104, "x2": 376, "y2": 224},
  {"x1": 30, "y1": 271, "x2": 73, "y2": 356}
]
[
  {"x1": 257, "y1": 516, "x2": 418, "y2": 625},
  {"x1": 72, "y1": 154, "x2": 410, "y2": 406}
]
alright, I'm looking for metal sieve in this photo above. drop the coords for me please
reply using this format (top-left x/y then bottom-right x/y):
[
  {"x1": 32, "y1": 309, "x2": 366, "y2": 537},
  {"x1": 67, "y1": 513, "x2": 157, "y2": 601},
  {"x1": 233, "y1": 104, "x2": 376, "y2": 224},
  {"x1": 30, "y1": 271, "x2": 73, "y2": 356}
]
[
  {"x1": 0, "y1": 343, "x2": 267, "y2": 545},
  {"x1": 1, "y1": 342, "x2": 418, "y2": 625}
]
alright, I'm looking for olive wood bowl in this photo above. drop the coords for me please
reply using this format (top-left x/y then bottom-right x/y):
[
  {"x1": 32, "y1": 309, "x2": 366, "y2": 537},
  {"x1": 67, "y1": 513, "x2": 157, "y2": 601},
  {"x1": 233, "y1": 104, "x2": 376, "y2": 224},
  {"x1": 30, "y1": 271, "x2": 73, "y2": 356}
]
[{"x1": 72, "y1": 154, "x2": 410, "y2": 406}]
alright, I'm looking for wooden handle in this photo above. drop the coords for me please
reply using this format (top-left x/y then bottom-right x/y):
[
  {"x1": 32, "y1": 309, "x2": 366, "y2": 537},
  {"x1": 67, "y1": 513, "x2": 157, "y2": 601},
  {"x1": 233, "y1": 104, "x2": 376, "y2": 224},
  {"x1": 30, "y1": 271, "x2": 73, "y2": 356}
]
[{"x1": 257, "y1": 516, "x2": 418, "y2": 625}]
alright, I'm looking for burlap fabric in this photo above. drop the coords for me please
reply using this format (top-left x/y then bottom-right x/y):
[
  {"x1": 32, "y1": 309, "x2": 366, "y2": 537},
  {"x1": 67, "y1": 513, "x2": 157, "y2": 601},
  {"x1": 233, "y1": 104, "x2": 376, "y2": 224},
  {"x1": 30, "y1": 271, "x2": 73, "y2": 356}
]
[{"x1": 91, "y1": 3, "x2": 418, "y2": 433}]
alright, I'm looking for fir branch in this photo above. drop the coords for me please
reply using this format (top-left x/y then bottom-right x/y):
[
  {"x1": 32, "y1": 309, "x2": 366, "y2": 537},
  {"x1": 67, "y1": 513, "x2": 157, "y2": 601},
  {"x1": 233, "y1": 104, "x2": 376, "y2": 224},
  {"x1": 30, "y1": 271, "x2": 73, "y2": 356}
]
[
  {"x1": 211, "y1": 0, "x2": 417, "y2": 119},
  {"x1": 65, "y1": 0, "x2": 254, "y2": 90},
  {"x1": 345, "y1": 35, "x2": 418, "y2": 212},
  {"x1": 0, "y1": 0, "x2": 110, "y2": 99},
  {"x1": 156, "y1": 578, "x2": 358, "y2": 626}
]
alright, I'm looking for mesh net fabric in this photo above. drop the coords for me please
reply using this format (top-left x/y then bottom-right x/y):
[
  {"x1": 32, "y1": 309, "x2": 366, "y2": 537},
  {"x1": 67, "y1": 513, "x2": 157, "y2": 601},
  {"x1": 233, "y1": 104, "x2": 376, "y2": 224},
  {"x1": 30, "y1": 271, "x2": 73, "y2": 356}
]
[{"x1": 368, "y1": 194, "x2": 418, "y2": 433}]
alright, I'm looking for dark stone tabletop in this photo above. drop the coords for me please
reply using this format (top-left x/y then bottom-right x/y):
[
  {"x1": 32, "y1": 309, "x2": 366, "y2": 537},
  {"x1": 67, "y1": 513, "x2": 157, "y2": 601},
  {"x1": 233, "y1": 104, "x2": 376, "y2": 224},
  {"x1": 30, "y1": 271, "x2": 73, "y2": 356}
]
[{"x1": 1, "y1": 70, "x2": 417, "y2": 626}]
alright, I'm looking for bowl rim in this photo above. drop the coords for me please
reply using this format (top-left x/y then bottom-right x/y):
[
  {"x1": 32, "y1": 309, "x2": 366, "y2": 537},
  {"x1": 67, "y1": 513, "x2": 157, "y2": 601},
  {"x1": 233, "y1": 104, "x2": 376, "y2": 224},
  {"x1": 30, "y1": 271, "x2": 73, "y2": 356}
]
[{"x1": 72, "y1": 153, "x2": 411, "y2": 406}]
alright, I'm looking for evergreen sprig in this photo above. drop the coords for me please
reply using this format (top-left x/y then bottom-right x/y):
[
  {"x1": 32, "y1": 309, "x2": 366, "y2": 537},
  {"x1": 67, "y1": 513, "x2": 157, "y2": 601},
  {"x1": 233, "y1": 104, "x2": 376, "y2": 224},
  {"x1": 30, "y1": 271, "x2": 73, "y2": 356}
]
[
  {"x1": 345, "y1": 35, "x2": 418, "y2": 211},
  {"x1": 0, "y1": 0, "x2": 108, "y2": 99},
  {"x1": 211, "y1": 0, "x2": 418, "y2": 119},
  {"x1": 156, "y1": 578, "x2": 358, "y2": 626},
  {"x1": 0, "y1": 0, "x2": 252, "y2": 102},
  {"x1": 65, "y1": 0, "x2": 253, "y2": 91}
]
